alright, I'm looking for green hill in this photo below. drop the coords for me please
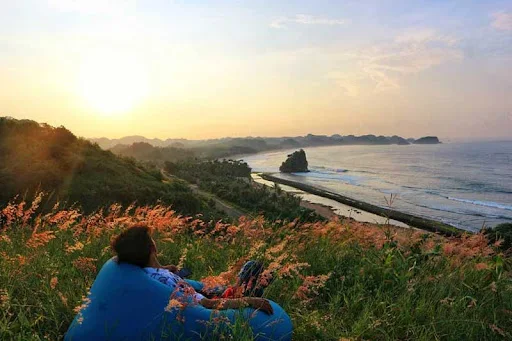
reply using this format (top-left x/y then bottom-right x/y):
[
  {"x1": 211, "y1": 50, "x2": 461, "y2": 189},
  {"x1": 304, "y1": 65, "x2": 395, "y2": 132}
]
[
  {"x1": 110, "y1": 142, "x2": 195, "y2": 163},
  {"x1": 0, "y1": 117, "x2": 209, "y2": 214}
]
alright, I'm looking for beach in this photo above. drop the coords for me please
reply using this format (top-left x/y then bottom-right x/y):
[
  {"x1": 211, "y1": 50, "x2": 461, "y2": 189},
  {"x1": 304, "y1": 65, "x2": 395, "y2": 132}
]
[
  {"x1": 252, "y1": 173, "x2": 461, "y2": 236},
  {"x1": 252, "y1": 173, "x2": 411, "y2": 228},
  {"x1": 241, "y1": 143, "x2": 512, "y2": 232}
]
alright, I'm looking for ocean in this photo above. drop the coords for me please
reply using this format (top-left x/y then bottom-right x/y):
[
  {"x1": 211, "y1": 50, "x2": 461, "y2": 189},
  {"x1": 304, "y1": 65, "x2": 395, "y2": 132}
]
[{"x1": 241, "y1": 141, "x2": 512, "y2": 232}]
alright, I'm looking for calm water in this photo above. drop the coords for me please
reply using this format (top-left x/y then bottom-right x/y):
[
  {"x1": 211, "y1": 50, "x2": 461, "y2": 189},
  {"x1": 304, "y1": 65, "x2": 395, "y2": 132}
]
[{"x1": 241, "y1": 142, "x2": 512, "y2": 232}]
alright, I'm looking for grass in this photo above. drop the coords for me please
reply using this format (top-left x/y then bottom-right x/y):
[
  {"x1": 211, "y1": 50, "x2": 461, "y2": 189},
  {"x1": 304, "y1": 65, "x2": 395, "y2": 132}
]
[{"x1": 0, "y1": 195, "x2": 511, "y2": 340}]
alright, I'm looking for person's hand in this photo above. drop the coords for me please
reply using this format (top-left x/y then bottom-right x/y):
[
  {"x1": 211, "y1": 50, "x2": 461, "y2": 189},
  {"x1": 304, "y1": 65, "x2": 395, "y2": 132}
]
[
  {"x1": 163, "y1": 264, "x2": 178, "y2": 273},
  {"x1": 246, "y1": 298, "x2": 273, "y2": 315}
]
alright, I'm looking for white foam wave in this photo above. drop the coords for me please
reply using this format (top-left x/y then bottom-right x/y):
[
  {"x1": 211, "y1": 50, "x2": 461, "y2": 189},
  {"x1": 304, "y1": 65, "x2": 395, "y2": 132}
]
[
  {"x1": 447, "y1": 197, "x2": 512, "y2": 211},
  {"x1": 293, "y1": 170, "x2": 362, "y2": 185}
]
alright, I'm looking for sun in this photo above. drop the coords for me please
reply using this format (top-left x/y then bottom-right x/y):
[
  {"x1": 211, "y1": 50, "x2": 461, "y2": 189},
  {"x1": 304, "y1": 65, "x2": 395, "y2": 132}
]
[{"x1": 77, "y1": 50, "x2": 149, "y2": 116}]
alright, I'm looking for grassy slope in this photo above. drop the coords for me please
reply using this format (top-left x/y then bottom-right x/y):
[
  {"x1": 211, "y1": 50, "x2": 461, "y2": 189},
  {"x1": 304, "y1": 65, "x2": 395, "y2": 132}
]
[
  {"x1": 0, "y1": 117, "x2": 210, "y2": 216},
  {"x1": 1, "y1": 198, "x2": 510, "y2": 340}
]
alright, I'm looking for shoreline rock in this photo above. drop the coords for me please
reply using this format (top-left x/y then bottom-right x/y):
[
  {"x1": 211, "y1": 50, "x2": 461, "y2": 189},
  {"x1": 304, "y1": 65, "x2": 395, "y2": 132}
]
[{"x1": 279, "y1": 149, "x2": 309, "y2": 173}]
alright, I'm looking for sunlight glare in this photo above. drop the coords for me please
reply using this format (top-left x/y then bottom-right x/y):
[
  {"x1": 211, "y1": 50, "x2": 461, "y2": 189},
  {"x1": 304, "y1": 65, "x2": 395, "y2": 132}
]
[{"x1": 77, "y1": 50, "x2": 149, "y2": 116}]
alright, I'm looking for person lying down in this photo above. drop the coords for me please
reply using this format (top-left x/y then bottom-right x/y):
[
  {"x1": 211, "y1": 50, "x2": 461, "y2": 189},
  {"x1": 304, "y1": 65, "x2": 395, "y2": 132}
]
[{"x1": 111, "y1": 224, "x2": 273, "y2": 315}]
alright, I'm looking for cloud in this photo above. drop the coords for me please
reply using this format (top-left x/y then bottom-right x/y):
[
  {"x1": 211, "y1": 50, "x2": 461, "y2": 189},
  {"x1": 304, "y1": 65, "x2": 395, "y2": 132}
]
[
  {"x1": 328, "y1": 29, "x2": 463, "y2": 94},
  {"x1": 394, "y1": 28, "x2": 457, "y2": 46},
  {"x1": 270, "y1": 14, "x2": 347, "y2": 29},
  {"x1": 326, "y1": 72, "x2": 362, "y2": 97},
  {"x1": 491, "y1": 11, "x2": 512, "y2": 31}
]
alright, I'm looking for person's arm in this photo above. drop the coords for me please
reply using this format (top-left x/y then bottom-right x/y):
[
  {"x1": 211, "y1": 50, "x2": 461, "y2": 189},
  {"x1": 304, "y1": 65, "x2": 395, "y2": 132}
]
[
  {"x1": 199, "y1": 297, "x2": 273, "y2": 315},
  {"x1": 162, "y1": 264, "x2": 178, "y2": 273},
  {"x1": 148, "y1": 253, "x2": 178, "y2": 272}
]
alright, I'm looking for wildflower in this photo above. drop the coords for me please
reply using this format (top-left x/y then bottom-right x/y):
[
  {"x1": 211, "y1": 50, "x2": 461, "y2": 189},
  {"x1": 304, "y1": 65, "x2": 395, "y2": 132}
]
[
  {"x1": 1, "y1": 203, "x2": 14, "y2": 224},
  {"x1": 73, "y1": 295, "x2": 91, "y2": 314},
  {"x1": 493, "y1": 239, "x2": 503, "y2": 248},
  {"x1": 65, "y1": 241, "x2": 85, "y2": 254},
  {"x1": 177, "y1": 244, "x2": 191, "y2": 270},
  {"x1": 17, "y1": 255, "x2": 27, "y2": 266},
  {"x1": 200, "y1": 275, "x2": 230, "y2": 294},
  {"x1": 0, "y1": 235, "x2": 11, "y2": 243},
  {"x1": 50, "y1": 277, "x2": 58, "y2": 289},
  {"x1": 257, "y1": 270, "x2": 274, "y2": 288},
  {"x1": 246, "y1": 241, "x2": 265, "y2": 259},
  {"x1": 294, "y1": 273, "x2": 332, "y2": 301},
  {"x1": 58, "y1": 291, "x2": 68, "y2": 306},
  {"x1": 100, "y1": 245, "x2": 111, "y2": 257},
  {"x1": 165, "y1": 298, "x2": 184, "y2": 312},
  {"x1": 265, "y1": 240, "x2": 288, "y2": 259},
  {"x1": 0, "y1": 289, "x2": 9, "y2": 307},
  {"x1": 211, "y1": 315, "x2": 231, "y2": 325},
  {"x1": 19, "y1": 192, "x2": 44, "y2": 226},
  {"x1": 440, "y1": 297, "x2": 455, "y2": 306},
  {"x1": 474, "y1": 262, "x2": 488, "y2": 271},
  {"x1": 278, "y1": 262, "x2": 310, "y2": 278},
  {"x1": 310, "y1": 319, "x2": 322, "y2": 330},
  {"x1": 16, "y1": 201, "x2": 25, "y2": 218},
  {"x1": 26, "y1": 230, "x2": 55, "y2": 248},
  {"x1": 73, "y1": 257, "x2": 97, "y2": 274},
  {"x1": 489, "y1": 281, "x2": 497, "y2": 293},
  {"x1": 489, "y1": 324, "x2": 505, "y2": 336}
]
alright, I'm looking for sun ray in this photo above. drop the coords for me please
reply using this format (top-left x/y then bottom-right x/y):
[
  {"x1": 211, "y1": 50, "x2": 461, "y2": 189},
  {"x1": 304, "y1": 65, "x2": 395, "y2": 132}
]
[{"x1": 77, "y1": 49, "x2": 149, "y2": 116}]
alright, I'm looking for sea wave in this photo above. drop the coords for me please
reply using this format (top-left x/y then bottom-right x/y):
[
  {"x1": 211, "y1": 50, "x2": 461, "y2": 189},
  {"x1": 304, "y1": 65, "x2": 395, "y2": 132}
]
[
  {"x1": 447, "y1": 197, "x2": 512, "y2": 211},
  {"x1": 402, "y1": 199, "x2": 512, "y2": 220},
  {"x1": 311, "y1": 166, "x2": 348, "y2": 173},
  {"x1": 293, "y1": 170, "x2": 362, "y2": 186}
]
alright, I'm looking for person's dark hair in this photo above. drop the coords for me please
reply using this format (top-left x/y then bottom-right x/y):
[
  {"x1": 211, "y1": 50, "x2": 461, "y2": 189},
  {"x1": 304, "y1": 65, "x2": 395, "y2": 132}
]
[{"x1": 111, "y1": 224, "x2": 154, "y2": 267}]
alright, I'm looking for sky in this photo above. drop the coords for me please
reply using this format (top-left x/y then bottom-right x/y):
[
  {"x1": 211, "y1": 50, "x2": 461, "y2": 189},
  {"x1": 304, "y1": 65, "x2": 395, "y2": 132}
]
[{"x1": 1, "y1": 0, "x2": 511, "y2": 140}]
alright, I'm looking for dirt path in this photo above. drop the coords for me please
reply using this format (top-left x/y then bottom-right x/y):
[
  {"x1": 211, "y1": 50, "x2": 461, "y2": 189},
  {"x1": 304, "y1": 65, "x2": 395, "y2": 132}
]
[
  {"x1": 161, "y1": 170, "x2": 247, "y2": 220},
  {"x1": 189, "y1": 184, "x2": 247, "y2": 219}
]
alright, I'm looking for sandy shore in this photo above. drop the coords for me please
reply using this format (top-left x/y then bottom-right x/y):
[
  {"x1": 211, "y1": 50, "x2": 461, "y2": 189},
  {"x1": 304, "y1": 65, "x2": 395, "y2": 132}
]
[
  {"x1": 299, "y1": 200, "x2": 339, "y2": 220},
  {"x1": 253, "y1": 173, "x2": 462, "y2": 236},
  {"x1": 252, "y1": 174, "x2": 409, "y2": 228}
]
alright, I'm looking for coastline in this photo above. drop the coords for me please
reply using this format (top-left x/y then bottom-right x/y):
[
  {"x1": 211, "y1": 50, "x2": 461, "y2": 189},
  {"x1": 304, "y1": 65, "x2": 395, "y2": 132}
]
[
  {"x1": 259, "y1": 173, "x2": 463, "y2": 236},
  {"x1": 224, "y1": 140, "x2": 442, "y2": 161}
]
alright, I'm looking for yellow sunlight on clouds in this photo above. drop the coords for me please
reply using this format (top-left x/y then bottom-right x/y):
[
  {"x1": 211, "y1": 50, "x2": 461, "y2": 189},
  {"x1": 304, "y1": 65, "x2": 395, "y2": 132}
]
[{"x1": 76, "y1": 49, "x2": 149, "y2": 116}]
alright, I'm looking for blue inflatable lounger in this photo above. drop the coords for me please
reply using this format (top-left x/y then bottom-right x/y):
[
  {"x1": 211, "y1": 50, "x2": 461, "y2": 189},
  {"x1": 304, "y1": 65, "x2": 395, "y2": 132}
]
[{"x1": 65, "y1": 258, "x2": 293, "y2": 340}]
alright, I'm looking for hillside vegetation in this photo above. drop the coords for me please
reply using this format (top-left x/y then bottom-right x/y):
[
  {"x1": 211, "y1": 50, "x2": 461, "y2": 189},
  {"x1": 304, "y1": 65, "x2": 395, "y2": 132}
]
[
  {"x1": 164, "y1": 159, "x2": 322, "y2": 222},
  {"x1": 0, "y1": 117, "x2": 212, "y2": 215},
  {"x1": 0, "y1": 195, "x2": 510, "y2": 340}
]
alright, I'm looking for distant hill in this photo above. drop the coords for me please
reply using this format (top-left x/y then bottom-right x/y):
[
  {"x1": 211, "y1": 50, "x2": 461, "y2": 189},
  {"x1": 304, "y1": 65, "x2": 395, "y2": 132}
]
[
  {"x1": 91, "y1": 134, "x2": 442, "y2": 150},
  {"x1": 0, "y1": 117, "x2": 208, "y2": 214},
  {"x1": 92, "y1": 134, "x2": 442, "y2": 161},
  {"x1": 110, "y1": 142, "x2": 195, "y2": 163},
  {"x1": 413, "y1": 136, "x2": 441, "y2": 144},
  {"x1": 91, "y1": 135, "x2": 190, "y2": 149}
]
